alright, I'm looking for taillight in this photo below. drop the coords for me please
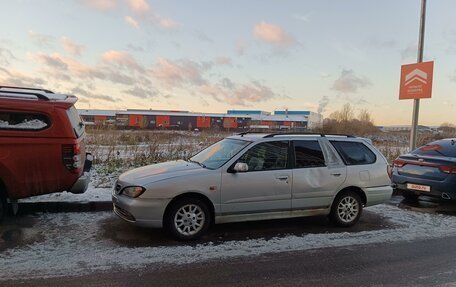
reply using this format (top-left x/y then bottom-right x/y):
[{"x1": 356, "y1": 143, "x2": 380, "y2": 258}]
[
  {"x1": 439, "y1": 166, "x2": 456, "y2": 174},
  {"x1": 62, "y1": 144, "x2": 82, "y2": 173},
  {"x1": 393, "y1": 159, "x2": 406, "y2": 168}
]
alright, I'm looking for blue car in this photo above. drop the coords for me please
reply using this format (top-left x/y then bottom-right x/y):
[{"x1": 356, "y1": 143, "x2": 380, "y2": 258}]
[{"x1": 392, "y1": 138, "x2": 456, "y2": 201}]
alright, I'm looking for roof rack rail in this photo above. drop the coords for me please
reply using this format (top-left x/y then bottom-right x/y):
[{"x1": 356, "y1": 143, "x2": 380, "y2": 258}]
[
  {"x1": 263, "y1": 132, "x2": 355, "y2": 138},
  {"x1": 237, "y1": 131, "x2": 270, "y2": 137},
  {"x1": 0, "y1": 90, "x2": 50, "y2": 101},
  {"x1": 0, "y1": 86, "x2": 54, "y2": 94}
]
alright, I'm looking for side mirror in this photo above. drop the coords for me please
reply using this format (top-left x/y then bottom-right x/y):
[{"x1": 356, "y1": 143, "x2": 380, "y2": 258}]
[{"x1": 233, "y1": 162, "x2": 249, "y2": 173}]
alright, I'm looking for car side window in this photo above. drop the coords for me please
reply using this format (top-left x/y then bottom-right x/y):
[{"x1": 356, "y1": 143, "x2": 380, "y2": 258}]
[
  {"x1": 330, "y1": 141, "x2": 376, "y2": 165},
  {"x1": 294, "y1": 140, "x2": 326, "y2": 168},
  {"x1": 238, "y1": 141, "x2": 289, "y2": 171},
  {"x1": 0, "y1": 111, "x2": 50, "y2": 131}
]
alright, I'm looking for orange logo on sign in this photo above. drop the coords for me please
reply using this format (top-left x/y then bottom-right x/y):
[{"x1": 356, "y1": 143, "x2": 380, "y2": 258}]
[{"x1": 399, "y1": 61, "x2": 434, "y2": 100}]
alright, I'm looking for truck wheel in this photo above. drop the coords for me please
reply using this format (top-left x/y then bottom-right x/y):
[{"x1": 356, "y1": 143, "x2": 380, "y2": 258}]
[
  {"x1": 165, "y1": 198, "x2": 210, "y2": 241},
  {"x1": 329, "y1": 191, "x2": 363, "y2": 227}
]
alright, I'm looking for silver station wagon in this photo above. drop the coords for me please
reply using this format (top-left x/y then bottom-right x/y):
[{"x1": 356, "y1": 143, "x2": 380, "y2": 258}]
[{"x1": 112, "y1": 133, "x2": 393, "y2": 240}]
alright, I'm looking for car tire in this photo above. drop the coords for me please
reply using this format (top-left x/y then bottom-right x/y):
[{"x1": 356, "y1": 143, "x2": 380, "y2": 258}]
[
  {"x1": 165, "y1": 198, "x2": 211, "y2": 241},
  {"x1": 0, "y1": 190, "x2": 7, "y2": 223},
  {"x1": 329, "y1": 191, "x2": 363, "y2": 227}
]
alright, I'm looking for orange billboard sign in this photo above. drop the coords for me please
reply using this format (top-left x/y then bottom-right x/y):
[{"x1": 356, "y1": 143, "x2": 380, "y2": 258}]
[{"x1": 399, "y1": 61, "x2": 434, "y2": 100}]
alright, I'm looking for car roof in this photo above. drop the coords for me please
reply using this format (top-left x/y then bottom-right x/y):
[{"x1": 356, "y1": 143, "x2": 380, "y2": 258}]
[
  {"x1": 227, "y1": 132, "x2": 371, "y2": 143},
  {"x1": 0, "y1": 86, "x2": 77, "y2": 103}
]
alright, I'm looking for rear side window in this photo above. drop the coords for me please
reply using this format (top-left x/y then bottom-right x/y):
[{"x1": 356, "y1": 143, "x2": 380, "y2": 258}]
[
  {"x1": 0, "y1": 111, "x2": 50, "y2": 131},
  {"x1": 66, "y1": 106, "x2": 84, "y2": 138},
  {"x1": 294, "y1": 140, "x2": 325, "y2": 168},
  {"x1": 412, "y1": 140, "x2": 456, "y2": 158},
  {"x1": 331, "y1": 141, "x2": 376, "y2": 165}
]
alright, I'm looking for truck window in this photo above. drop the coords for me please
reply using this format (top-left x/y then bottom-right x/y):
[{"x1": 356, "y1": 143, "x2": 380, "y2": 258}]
[{"x1": 66, "y1": 106, "x2": 85, "y2": 138}]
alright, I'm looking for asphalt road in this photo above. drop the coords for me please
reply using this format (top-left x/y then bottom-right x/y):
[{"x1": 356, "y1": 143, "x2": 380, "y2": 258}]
[{"x1": 3, "y1": 235, "x2": 456, "y2": 287}]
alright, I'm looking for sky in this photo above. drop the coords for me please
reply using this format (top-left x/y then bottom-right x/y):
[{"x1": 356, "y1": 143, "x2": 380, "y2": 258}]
[{"x1": 0, "y1": 0, "x2": 455, "y2": 126}]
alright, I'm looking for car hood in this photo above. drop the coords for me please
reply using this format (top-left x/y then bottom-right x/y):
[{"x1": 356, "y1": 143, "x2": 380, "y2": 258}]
[{"x1": 119, "y1": 160, "x2": 204, "y2": 185}]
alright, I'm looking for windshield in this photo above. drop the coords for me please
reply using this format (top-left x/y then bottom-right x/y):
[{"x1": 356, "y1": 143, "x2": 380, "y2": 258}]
[
  {"x1": 66, "y1": 106, "x2": 85, "y2": 138},
  {"x1": 190, "y1": 138, "x2": 251, "y2": 169}
]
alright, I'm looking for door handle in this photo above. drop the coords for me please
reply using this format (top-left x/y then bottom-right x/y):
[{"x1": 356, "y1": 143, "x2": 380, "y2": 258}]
[
  {"x1": 331, "y1": 172, "x2": 341, "y2": 177},
  {"x1": 276, "y1": 176, "x2": 289, "y2": 181}
]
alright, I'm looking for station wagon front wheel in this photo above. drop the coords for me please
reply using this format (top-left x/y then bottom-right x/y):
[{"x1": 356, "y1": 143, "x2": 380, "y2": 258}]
[
  {"x1": 330, "y1": 191, "x2": 363, "y2": 227},
  {"x1": 165, "y1": 198, "x2": 210, "y2": 241}
]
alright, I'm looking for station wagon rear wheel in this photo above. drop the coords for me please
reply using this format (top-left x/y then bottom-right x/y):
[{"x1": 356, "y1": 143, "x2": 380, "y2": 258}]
[
  {"x1": 329, "y1": 191, "x2": 362, "y2": 227},
  {"x1": 165, "y1": 198, "x2": 210, "y2": 241}
]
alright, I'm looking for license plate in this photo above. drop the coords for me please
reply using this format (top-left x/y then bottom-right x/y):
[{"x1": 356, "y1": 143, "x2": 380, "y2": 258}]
[{"x1": 407, "y1": 183, "x2": 431, "y2": 192}]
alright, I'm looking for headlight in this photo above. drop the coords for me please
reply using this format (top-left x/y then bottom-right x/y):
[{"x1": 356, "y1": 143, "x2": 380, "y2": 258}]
[{"x1": 121, "y1": 186, "x2": 146, "y2": 198}]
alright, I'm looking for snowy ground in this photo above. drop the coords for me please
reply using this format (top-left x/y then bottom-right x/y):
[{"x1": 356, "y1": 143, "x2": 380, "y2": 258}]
[
  {"x1": 20, "y1": 185, "x2": 112, "y2": 203},
  {"x1": 1, "y1": 204, "x2": 456, "y2": 280}
]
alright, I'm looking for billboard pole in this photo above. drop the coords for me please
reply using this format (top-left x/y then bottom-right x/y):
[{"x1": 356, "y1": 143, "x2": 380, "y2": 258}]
[{"x1": 410, "y1": 0, "x2": 427, "y2": 151}]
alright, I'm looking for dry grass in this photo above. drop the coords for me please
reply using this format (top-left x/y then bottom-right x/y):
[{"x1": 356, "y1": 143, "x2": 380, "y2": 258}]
[{"x1": 86, "y1": 129, "x2": 229, "y2": 187}]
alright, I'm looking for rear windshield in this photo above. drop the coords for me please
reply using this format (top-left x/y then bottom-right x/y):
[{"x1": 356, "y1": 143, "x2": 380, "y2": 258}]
[
  {"x1": 412, "y1": 140, "x2": 456, "y2": 158},
  {"x1": 66, "y1": 106, "x2": 84, "y2": 138},
  {"x1": 330, "y1": 141, "x2": 377, "y2": 165}
]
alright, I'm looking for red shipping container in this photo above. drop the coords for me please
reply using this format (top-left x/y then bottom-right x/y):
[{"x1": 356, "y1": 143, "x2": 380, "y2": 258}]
[
  {"x1": 223, "y1": 117, "x2": 238, "y2": 128},
  {"x1": 156, "y1": 115, "x2": 170, "y2": 128},
  {"x1": 197, "y1": 116, "x2": 211, "y2": 128}
]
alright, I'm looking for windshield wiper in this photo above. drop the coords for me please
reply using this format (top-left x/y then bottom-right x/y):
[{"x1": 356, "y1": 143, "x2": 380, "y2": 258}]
[{"x1": 187, "y1": 159, "x2": 206, "y2": 168}]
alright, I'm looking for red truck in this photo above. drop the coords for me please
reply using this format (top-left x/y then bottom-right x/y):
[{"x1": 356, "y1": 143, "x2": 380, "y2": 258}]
[{"x1": 0, "y1": 86, "x2": 92, "y2": 220}]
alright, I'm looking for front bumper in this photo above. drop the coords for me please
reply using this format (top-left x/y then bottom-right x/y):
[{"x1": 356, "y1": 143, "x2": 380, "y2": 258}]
[
  {"x1": 112, "y1": 192, "x2": 171, "y2": 228},
  {"x1": 69, "y1": 153, "x2": 93, "y2": 194}
]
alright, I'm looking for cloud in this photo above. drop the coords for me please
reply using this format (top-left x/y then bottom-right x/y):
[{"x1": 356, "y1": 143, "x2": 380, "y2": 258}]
[
  {"x1": 70, "y1": 86, "x2": 117, "y2": 102},
  {"x1": 194, "y1": 31, "x2": 214, "y2": 43},
  {"x1": 150, "y1": 58, "x2": 206, "y2": 87},
  {"x1": 293, "y1": 12, "x2": 313, "y2": 22},
  {"x1": 198, "y1": 80, "x2": 278, "y2": 106},
  {"x1": 123, "y1": 86, "x2": 158, "y2": 99},
  {"x1": 79, "y1": 0, "x2": 117, "y2": 11},
  {"x1": 62, "y1": 37, "x2": 85, "y2": 56},
  {"x1": 0, "y1": 68, "x2": 46, "y2": 87},
  {"x1": 230, "y1": 81, "x2": 277, "y2": 105},
  {"x1": 28, "y1": 31, "x2": 55, "y2": 48},
  {"x1": 0, "y1": 47, "x2": 16, "y2": 66},
  {"x1": 253, "y1": 21, "x2": 295, "y2": 47},
  {"x1": 157, "y1": 17, "x2": 178, "y2": 29},
  {"x1": 29, "y1": 52, "x2": 102, "y2": 80},
  {"x1": 102, "y1": 50, "x2": 145, "y2": 72},
  {"x1": 127, "y1": 0, "x2": 150, "y2": 14},
  {"x1": 331, "y1": 69, "x2": 372, "y2": 93},
  {"x1": 236, "y1": 39, "x2": 248, "y2": 55},
  {"x1": 125, "y1": 16, "x2": 140, "y2": 29},
  {"x1": 215, "y1": 56, "x2": 232, "y2": 66},
  {"x1": 401, "y1": 43, "x2": 417, "y2": 60},
  {"x1": 126, "y1": 0, "x2": 178, "y2": 29},
  {"x1": 29, "y1": 53, "x2": 69, "y2": 70}
]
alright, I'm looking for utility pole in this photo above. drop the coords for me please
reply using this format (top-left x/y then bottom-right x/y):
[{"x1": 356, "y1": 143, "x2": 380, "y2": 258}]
[{"x1": 410, "y1": 0, "x2": 427, "y2": 151}]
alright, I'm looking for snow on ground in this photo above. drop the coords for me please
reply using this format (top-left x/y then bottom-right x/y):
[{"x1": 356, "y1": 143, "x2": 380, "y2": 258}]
[
  {"x1": 20, "y1": 185, "x2": 112, "y2": 203},
  {"x1": 1, "y1": 204, "x2": 456, "y2": 280}
]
